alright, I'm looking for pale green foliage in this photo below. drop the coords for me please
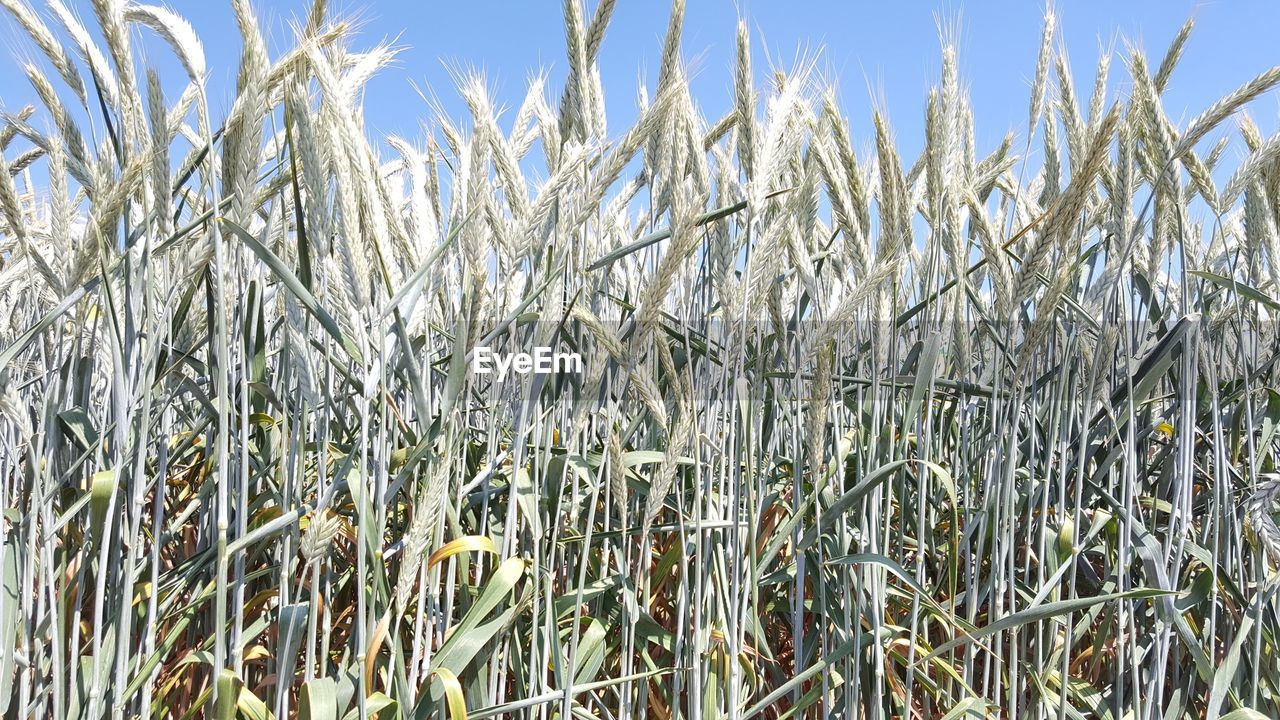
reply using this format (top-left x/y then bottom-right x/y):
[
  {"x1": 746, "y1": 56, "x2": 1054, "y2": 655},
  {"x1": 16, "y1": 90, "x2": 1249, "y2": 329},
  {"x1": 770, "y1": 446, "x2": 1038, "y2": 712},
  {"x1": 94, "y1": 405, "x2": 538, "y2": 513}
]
[{"x1": 1, "y1": 2, "x2": 1280, "y2": 719}]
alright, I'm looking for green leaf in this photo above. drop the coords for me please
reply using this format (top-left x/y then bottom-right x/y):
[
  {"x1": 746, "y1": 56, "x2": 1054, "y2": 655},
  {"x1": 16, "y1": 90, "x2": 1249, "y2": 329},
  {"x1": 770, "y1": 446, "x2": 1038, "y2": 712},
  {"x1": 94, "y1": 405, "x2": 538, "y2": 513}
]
[
  {"x1": 0, "y1": 516, "x2": 20, "y2": 713},
  {"x1": 341, "y1": 692, "x2": 397, "y2": 720},
  {"x1": 918, "y1": 588, "x2": 1174, "y2": 664},
  {"x1": 277, "y1": 602, "x2": 310, "y2": 695},
  {"x1": 56, "y1": 407, "x2": 99, "y2": 450},
  {"x1": 940, "y1": 697, "x2": 990, "y2": 720},
  {"x1": 429, "y1": 557, "x2": 525, "y2": 674},
  {"x1": 220, "y1": 218, "x2": 364, "y2": 364},
  {"x1": 1207, "y1": 612, "x2": 1256, "y2": 720},
  {"x1": 1190, "y1": 271, "x2": 1280, "y2": 312},
  {"x1": 587, "y1": 200, "x2": 746, "y2": 271},
  {"x1": 90, "y1": 469, "x2": 116, "y2": 545},
  {"x1": 1219, "y1": 710, "x2": 1273, "y2": 720},
  {"x1": 215, "y1": 670, "x2": 242, "y2": 720},
  {"x1": 418, "y1": 557, "x2": 526, "y2": 713},
  {"x1": 237, "y1": 684, "x2": 272, "y2": 720},
  {"x1": 298, "y1": 677, "x2": 338, "y2": 720},
  {"x1": 430, "y1": 669, "x2": 467, "y2": 720},
  {"x1": 799, "y1": 459, "x2": 951, "y2": 549}
]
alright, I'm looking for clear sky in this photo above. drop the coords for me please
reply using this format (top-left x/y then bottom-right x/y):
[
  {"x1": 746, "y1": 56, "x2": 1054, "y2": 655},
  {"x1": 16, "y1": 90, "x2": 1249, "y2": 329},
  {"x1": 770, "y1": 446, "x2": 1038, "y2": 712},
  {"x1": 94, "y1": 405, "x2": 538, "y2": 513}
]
[{"x1": 3, "y1": 0, "x2": 1279, "y2": 163}]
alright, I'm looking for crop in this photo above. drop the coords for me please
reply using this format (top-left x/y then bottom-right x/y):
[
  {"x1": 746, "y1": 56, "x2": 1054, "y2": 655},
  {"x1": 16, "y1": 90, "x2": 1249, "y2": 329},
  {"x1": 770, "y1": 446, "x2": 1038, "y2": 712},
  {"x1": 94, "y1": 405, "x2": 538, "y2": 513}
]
[{"x1": 1, "y1": 1, "x2": 1280, "y2": 718}]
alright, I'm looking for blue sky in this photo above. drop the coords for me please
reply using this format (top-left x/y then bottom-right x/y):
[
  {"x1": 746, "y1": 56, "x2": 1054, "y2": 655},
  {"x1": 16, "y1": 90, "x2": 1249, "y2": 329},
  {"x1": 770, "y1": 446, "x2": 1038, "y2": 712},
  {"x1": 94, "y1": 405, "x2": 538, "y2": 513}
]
[{"x1": 3, "y1": 0, "x2": 1279, "y2": 162}]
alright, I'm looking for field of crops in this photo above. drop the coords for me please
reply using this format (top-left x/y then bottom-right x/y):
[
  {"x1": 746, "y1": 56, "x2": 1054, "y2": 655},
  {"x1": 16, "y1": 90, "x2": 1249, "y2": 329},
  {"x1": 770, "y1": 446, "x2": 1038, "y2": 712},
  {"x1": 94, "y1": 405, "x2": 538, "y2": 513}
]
[{"x1": 2, "y1": 0, "x2": 1280, "y2": 718}]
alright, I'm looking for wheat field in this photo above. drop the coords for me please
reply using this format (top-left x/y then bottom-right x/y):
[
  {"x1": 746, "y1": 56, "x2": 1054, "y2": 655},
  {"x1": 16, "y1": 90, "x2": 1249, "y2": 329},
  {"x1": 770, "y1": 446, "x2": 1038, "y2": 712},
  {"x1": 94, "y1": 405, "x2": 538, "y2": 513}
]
[{"x1": 1, "y1": 0, "x2": 1279, "y2": 718}]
